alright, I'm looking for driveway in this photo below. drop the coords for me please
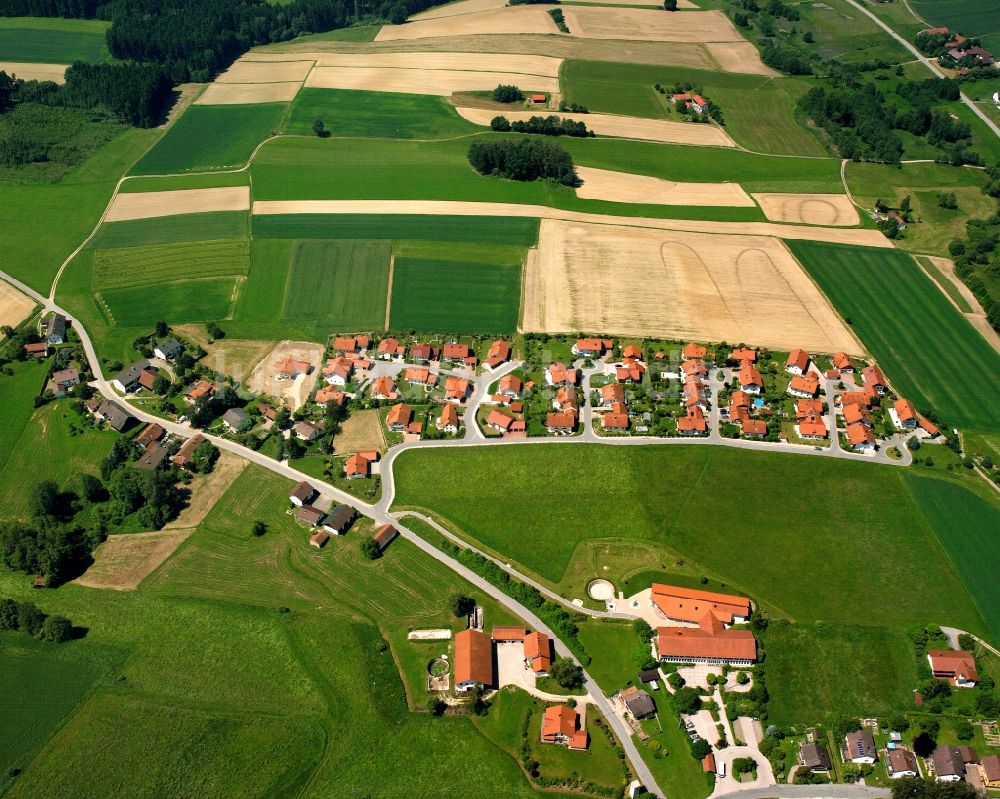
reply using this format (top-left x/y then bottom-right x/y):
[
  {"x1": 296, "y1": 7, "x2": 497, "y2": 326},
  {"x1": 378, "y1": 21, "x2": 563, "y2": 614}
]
[
  {"x1": 495, "y1": 642, "x2": 588, "y2": 704},
  {"x1": 712, "y1": 746, "x2": 776, "y2": 796}
]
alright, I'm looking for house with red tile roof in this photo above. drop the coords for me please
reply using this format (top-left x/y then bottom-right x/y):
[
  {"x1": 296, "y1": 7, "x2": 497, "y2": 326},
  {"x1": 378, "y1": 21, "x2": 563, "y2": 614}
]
[
  {"x1": 372, "y1": 524, "x2": 397, "y2": 552},
  {"x1": 684, "y1": 380, "x2": 707, "y2": 409},
  {"x1": 918, "y1": 416, "x2": 939, "y2": 437},
  {"x1": 681, "y1": 359, "x2": 708, "y2": 382},
  {"x1": 315, "y1": 386, "x2": 345, "y2": 405},
  {"x1": 524, "y1": 631, "x2": 552, "y2": 675},
  {"x1": 370, "y1": 375, "x2": 399, "y2": 400},
  {"x1": 846, "y1": 421, "x2": 876, "y2": 451},
  {"x1": 486, "y1": 409, "x2": 517, "y2": 433},
  {"x1": 602, "y1": 403, "x2": 630, "y2": 431},
  {"x1": 798, "y1": 417, "x2": 827, "y2": 440},
  {"x1": 377, "y1": 337, "x2": 405, "y2": 360},
  {"x1": 23, "y1": 342, "x2": 47, "y2": 358},
  {"x1": 136, "y1": 423, "x2": 166, "y2": 450},
  {"x1": 795, "y1": 399, "x2": 823, "y2": 420},
  {"x1": 787, "y1": 374, "x2": 820, "y2": 399},
  {"x1": 832, "y1": 352, "x2": 854, "y2": 373},
  {"x1": 497, "y1": 374, "x2": 522, "y2": 398},
  {"x1": 729, "y1": 390, "x2": 751, "y2": 410},
  {"x1": 322, "y1": 356, "x2": 353, "y2": 386},
  {"x1": 275, "y1": 356, "x2": 311, "y2": 379},
  {"x1": 730, "y1": 347, "x2": 756, "y2": 364},
  {"x1": 657, "y1": 612, "x2": 757, "y2": 666},
  {"x1": 344, "y1": 452, "x2": 371, "y2": 479},
  {"x1": 409, "y1": 342, "x2": 438, "y2": 363},
  {"x1": 545, "y1": 363, "x2": 578, "y2": 386},
  {"x1": 492, "y1": 627, "x2": 526, "y2": 642},
  {"x1": 436, "y1": 402, "x2": 460, "y2": 433},
  {"x1": 138, "y1": 367, "x2": 158, "y2": 391},
  {"x1": 861, "y1": 364, "x2": 888, "y2": 395},
  {"x1": 546, "y1": 409, "x2": 577, "y2": 435},
  {"x1": 404, "y1": 367, "x2": 437, "y2": 387},
  {"x1": 443, "y1": 342, "x2": 476, "y2": 366},
  {"x1": 742, "y1": 419, "x2": 767, "y2": 439},
  {"x1": 622, "y1": 344, "x2": 642, "y2": 360},
  {"x1": 839, "y1": 389, "x2": 876, "y2": 409},
  {"x1": 928, "y1": 650, "x2": 979, "y2": 687},
  {"x1": 541, "y1": 705, "x2": 588, "y2": 750},
  {"x1": 676, "y1": 405, "x2": 707, "y2": 435},
  {"x1": 651, "y1": 584, "x2": 750, "y2": 624},
  {"x1": 555, "y1": 386, "x2": 578, "y2": 413},
  {"x1": 599, "y1": 382, "x2": 625, "y2": 407},
  {"x1": 738, "y1": 365, "x2": 764, "y2": 395},
  {"x1": 333, "y1": 335, "x2": 368, "y2": 353},
  {"x1": 386, "y1": 403, "x2": 412, "y2": 431},
  {"x1": 445, "y1": 376, "x2": 471, "y2": 403},
  {"x1": 785, "y1": 349, "x2": 810, "y2": 376},
  {"x1": 891, "y1": 398, "x2": 918, "y2": 430},
  {"x1": 572, "y1": 338, "x2": 612, "y2": 357},
  {"x1": 485, "y1": 340, "x2": 511, "y2": 369},
  {"x1": 616, "y1": 361, "x2": 645, "y2": 383},
  {"x1": 455, "y1": 629, "x2": 494, "y2": 691},
  {"x1": 682, "y1": 342, "x2": 707, "y2": 361},
  {"x1": 184, "y1": 380, "x2": 214, "y2": 404}
]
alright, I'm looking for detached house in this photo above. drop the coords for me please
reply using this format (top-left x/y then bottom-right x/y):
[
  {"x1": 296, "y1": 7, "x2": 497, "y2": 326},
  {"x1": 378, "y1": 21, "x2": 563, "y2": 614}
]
[
  {"x1": 294, "y1": 420, "x2": 322, "y2": 441},
  {"x1": 731, "y1": 347, "x2": 756, "y2": 365},
  {"x1": 344, "y1": 452, "x2": 371, "y2": 479},
  {"x1": 96, "y1": 400, "x2": 134, "y2": 431},
  {"x1": 222, "y1": 408, "x2": 251, "y2": 432},
  {"x1": 153, "y1": 337, "x2": 183, "y2": 361},
  {"x1": 546, "y1": 409, "x2": 577, "y2": 435},
  {"x1": 333, "y1": 335, "x2": 368, "y2": 354},
  {"x1": 370, "y1": 376, "x2": 399, "y2": 400},
  {"x1": 274, "y1": 356, "x2": 311, "y2": 380},
  {"x1": 844, "y1": 730, "x2": 877, "y2": 765},
  {"x1": 932, "y1": 746, "x2": 965, "y2": 782},
  {"x1": 290, "y1": 481, "x2": 316, "y2": 507},
  {"x1": 184, "y1": 380, "x2": 214, "y2": 405},
  {"x1": 928, "y1": 650, "x2": 979, "y2": 687},
  {"x1": 444, "y1": 376, "x2": 471, "y2": 403},
  {"x1": 386, "y1": 403, "x2": 413, "y2": 432},
  {"x1": 833, "y1": 352, "x2": 854, "y2": 373},
  {"x1": 785, "y1": 349, "x2": 811, "y2": 376},
  {"x1": 682, "y1": 342, "x2": 707, "y2": 361},
  {"x1": 436, "y1": 402, "x2": 460, "y2": 433},
  {"x1": 41, "y1": 312, "x2": 66, "y2": 344},
  {"x1": 572, "y1": 338, "x2": 611, "y2": 358},
  {"x1": 602, "y1": 403, "x2": 629, "y2": 431},
  {"x1": 599, "y1": 382, "x2": 625, "y2": 407},
  {"x1": 497, "y1": 374, "x2": 522, "y2": 399},
  {"x1": 409, "y1": 342, "x2": 438, "y2": 363},
  {"x1": 404, "y1": 367, "x2": 437, "y2": 388},
  {"x1": 485, "y1": 340, "x2": 511, "y2": 369},
  {"x1": 846, "y1": 422, "x2": 876, "y2": 452},
  {"x1": 112, "y1": 361, "x2": 148, "y2": 393},
  {"x1": 799, "y1": 742, "x2": 832, "y2": 773},
  {"x1": 50, "y1": 368, "x2": 80, "y2": 396},
  {"x1": 545, "y1": 363, "x2": 578, "y2": 386},
  {"x1": 541, "y1": 705, "x2": 587, "y2": 750},
  {"x1": 676, "y1": 405, "x2": 707, "y2": 435},
  {"x1": 524, "y1": 631, "x2": 552, "y2": 676},
  {"x1": 443, "y1": 342, "x2": 477, "y2": 366},
  {"x1": 861, "y1": 365, "x2": 888, "y2": 395},
  {"x1": 887, "y1": 748, "x2": 919, "y2": 779},
  {"x1": 377, "y1": 337, "x2": 405, "y2": 360},
  {"x1": 787, "y1": 375, "x2": 820, "y2": 399},
  {"x1": 619, "y1": 686, "x2": 656, "y2": 720},
  {"x1": 738, "y1": 365, "x2": 764, "y2": 395},
  {"x1": 892, "y1": 398, "x2": 918, "y2": 430}
]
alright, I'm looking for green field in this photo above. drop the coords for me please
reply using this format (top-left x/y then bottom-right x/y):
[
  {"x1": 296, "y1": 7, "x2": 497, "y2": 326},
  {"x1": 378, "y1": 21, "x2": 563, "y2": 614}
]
[
  {"x1": 89, "y1": 212, "x2": 249, "y2": 249},
  {"x1": 917, "y1": 256, "x2": 973, "y2": 312},
  {"x1": 909, "y1": 0, "x2": 998, "y2": 47},
  {"x1": 281, "y1": 239, "x2": 391, "y2": 331},
  {"x1": 787, "y1": 241, "x2": 1000, "y2": 433},
  {"x1": 0, "y1": 360, "x2": 49, "y2": 478},
  {"x1": 561, "y1": 60, "x2": 826, "y2": 157},
  {"x1": 392, "y1": 444, "x2": 989, "y2": 633},
  {"x1": 119, "y1": 171, "x2": 250, "y2": 193},
  {"x1": 904, "y1": 475, "x2": 1000, "y2": 639},
  {"x1": 99, "y1": 277, "x2": 238, "y2": 327},
  {"x1": 791, "y1": 0, "x2": 911, "y2": 63},
  {"x1": 253, "y1": 213, "x2": 540, "y2": 245},
  {"x1": 131, "y1": 104, "x2": 285, "y2": 175},
  {"x1": 0, "y1": 17, "x2": 110, "y2": 63},
  {"x1": 93, "y1": 240, "x2": 249, "y2": 290},
  {"x1": 285, "y1": 88, "x2": 477, "y2": 139},
  {"x1": 250, "y1": 135, "x2": 839, "y2": 208},
  {"x1": 765, "y1": 621, "x2": 919, "y2": 726},
  {"x1": 389, "y1": 256, "x2": 521, "y2": 334}
]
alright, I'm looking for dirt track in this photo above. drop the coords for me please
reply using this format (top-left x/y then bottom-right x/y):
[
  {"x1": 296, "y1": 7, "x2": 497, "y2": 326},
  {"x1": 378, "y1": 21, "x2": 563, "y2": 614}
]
[
  {"x1": 105, "y1": 187, "x2": 251, "y2": 222},
  {"x1": 454, "y1": 106, "x2": 736, "y2": 147},
  {"x1": 706, "y1": 42, "x2": 777, "y2": 76},
  {"x1": 575, "y1": 167, "x2": 754, "y2": 207},
  {"x1": 521, "y1": 218, "x2": 862, "y2": 354},
  {"x1": 560, "y1": 7, "x2": 743, "y2": 41},
  {"x1": 0, "y1": 61, "x2": 67, "y2": 83},
  {"x1": 752, "y1": 193, "x2": 860, "y2": 226},
  {"x1": 251, "y1": 199, "x2": 894, "y2": 248},
  {"x1": 0, "y1": 281, "x2": 36, "y2": 328}
]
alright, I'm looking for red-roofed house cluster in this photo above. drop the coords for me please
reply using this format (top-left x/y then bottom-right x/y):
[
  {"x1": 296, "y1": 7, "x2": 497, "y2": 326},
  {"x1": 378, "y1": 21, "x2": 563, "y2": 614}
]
[{"x1": 650, "y1": 584, "x2": 757, "y2": 667}]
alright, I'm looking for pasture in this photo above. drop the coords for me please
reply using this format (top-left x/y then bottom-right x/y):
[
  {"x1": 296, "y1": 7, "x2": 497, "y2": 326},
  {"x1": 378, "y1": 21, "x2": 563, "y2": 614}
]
[
  {"x1": 0, "y1": 17, "x2": 110, "y2": 63},
  {"x1": 792, "y1": 0, "x2": 911, "y2": 63},
  {"x1": 765, "y1": 621, "x2": 918, "y2": 726},
  {"x1": 392, "y1": 444, "x2": 988, "y2": 633},
  {"x1": 787, "y1": 241, "x2": 1000, "y2": 433},
  {"x1": 560, "y1": 60, "x2": 826, "y2": 157},
  {"x1": 281, "y1": 239, "x2": 391, "y2": 332},
  {"x1": 903, "y1": 475, "x2": 1000, "y2": 639},
  {"x1": 286, "y1": 88, "x2": 476, "y2": 139},
  {"x1": 0, "y1": 361, "x2": 54, "y2": 480},
  {"x1": 99, "y1": 277, "x2": 238, "y2": 327},
  {"x1": 89, "y1": 212, "x2": 249, "y2": 249},
  {"x1": 389, "y1": 256, "x2": 522, "y2": 334},
  {"x1": 92, "y1": 240, "x2": 250, "y2": 290},
  {"x1": 130, "y1": 104, "x2": 285, "y2": 175}
]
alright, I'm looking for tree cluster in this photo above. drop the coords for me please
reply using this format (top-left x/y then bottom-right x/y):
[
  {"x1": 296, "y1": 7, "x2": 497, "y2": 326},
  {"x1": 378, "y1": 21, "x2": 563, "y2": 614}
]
[
  {"x1": 0, "y1": 597, "x2": 74, "y2": 642},
  {"x1": 491, "y1": 84, "x2": 524, "y2": 103},
  {"x1": 468, "y1": 138, "x2": 579, "y2": 186},
  {"x1": 490, "y1": 114, "x2": 593, "y2": 137},
  {"x1": 761, "y1": 43, "x2": 812, "y2": 75},
  {"x1": 949, "y1": 161, "x2": 1000, "y2": 334}
]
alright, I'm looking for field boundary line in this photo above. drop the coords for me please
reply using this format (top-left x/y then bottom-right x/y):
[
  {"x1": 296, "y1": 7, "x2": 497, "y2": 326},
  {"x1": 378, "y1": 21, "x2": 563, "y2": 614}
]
[{"x1": 383, "y1": 251, "x2": 395, "y2": 330}]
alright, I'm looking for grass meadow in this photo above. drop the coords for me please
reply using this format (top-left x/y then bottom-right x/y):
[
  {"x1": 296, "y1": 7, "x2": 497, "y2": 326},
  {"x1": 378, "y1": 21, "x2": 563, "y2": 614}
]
[
  {"x1": 903, "y1": 475, "x2": 1000, "y2": 639},
  {"x1": 389, "y1": 256, "x2": 522, "y2": 335},
  {"x1": 392, "y1": 444, "x2": 989, "y2": 633},
  {"x1": 285, "y1": 88, "x2": 477, "y2": 139},
  {"x1": 909, "y1": 0, "x2": 999, "y2": 49},
  {"x1": 92, "y1": 240, "x2": 249, "y2": 289},
  {"x1": 88, "y1": 212, "x2": 249, "y2": 249},
  {"x1": 765, "y1": 621, "x2": 918, "y2": 726},
  {"x1": 0, "y1": 17, "x2": 110, "y2": 63},
  {"x1": 119, "y1": 171, "x2": 250, "y2": 193},
  {"x1": 282, "y1": 239, "x2": 391, "y2": 332},
  {"x1": 560, "y1": 60, "x2": 826, "y2": 157},
  {"x1": 0, "y1": 360, "x2": 49, "y2": 478},
  {"x1": 792, "y1": 0, "x2": 911, "y2": 63},
  {"x1": 99, "y1": 277, "x2": 238, "y2": 328},
  {"x1": 788, "y1": 241, "x2": 1000, "y2": 433},
  {"x1": 131, "y1": 104, "x2": 286, "y2": 175}
]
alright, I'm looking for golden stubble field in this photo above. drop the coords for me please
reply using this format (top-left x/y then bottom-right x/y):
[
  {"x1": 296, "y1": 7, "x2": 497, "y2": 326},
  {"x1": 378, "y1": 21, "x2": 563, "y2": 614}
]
[
  {"x1": 521, "y1": 218, "x2": 863, "y2": 354},
  {"x1": 752, "y1": 193, "x2": 861, "y2": 226},
  {"x1": 0, "y1": 281, "x2": 36, "y2": 328},
  {"x1": 106, "y1": 187, "x2": 251, "y2": 222}
]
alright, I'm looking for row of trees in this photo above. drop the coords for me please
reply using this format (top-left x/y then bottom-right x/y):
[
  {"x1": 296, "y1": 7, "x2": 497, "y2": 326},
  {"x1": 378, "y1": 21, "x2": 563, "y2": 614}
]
[
  {"x1": 468, "y1": 139, "x2": 579, "y2": 186},
  {"x1": 489, "y1": 114, "x2": 593, "y2": 138},
  {"x1": 0, "y1": 597, "x2": 74, "y2": 642}
]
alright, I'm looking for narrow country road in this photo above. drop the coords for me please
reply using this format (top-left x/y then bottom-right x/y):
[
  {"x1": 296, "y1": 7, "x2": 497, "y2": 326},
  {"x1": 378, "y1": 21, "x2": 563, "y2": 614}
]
[
  {"x1": 716, "y1": 786, "x2": 889, "y2": 799},
  {"x1": 841, "y1": 0, "x2": 1000, "y2": 140}
]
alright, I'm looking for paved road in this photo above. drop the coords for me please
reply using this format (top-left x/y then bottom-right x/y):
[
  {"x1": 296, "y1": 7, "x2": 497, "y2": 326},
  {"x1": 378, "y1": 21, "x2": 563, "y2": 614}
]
[
  {"x1": 841, "y1": 0, "x2": 1000, "y2": 140},
  {"x1": 715, "y1": 786, "x2": 889, "y2": 799}
]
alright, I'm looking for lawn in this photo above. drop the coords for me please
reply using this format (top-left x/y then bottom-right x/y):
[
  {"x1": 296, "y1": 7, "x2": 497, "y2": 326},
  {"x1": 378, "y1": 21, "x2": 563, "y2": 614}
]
[
  {"x1": 765, "y1": 621, "x2": 918, "y2": 726},
  {"x1": 903, "y1": 474, "x2": 1000, "y2": 639},
  {"x1": 787, "y1": 241, "x2": 1000, "y2": 433},
  {"x1": 253, "y1": 213, "x2": 540, "y2": 246},
  {"x1": 560, "y1": 60, "x2": 826, "y2": 157},
  {"x1": 88, "y1": 212, "x2": 249, "y2": 249},
  {"x1": 99, "y1": 277, "x2": 238, "y2": 327},
  {"x1": 281, "y1": 239, "x2": 391, "y2": 333},
  {"x1": 577, "y1": 620, "x2": 645, "y2": 693},
  {"x1": 131, "y1": 104, "x2": 286, "y2": 175},
  {"x1": 0, "y1": 127, "x2": 157, "y2": 293},
  {"x1": 285, "y1": 88, "x2": 477, "y2": 139},
  {"x1": 250, "y1": 135, "x2": 834, "y2": 209},
  {"x1": 0, "y1": 17, "x2": 111, "y2": 63},
  {"x1": 92, "y1": 240, "x2": 250, "y2": 290},
  {"x1": 389, "y1": 256, "x2": 522, "y2": 335},
  {"x1": 392, "y1": 444, "x2": 988, "y2": 633}
]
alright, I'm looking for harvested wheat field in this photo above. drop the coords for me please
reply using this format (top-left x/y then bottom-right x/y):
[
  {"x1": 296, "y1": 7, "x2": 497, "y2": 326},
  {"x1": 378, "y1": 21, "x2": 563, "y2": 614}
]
[
  {"x1": 310, "y1": 51, "x2": 562, "y2": 75},
  {"x1": 76, "y1": 529, "x2": 193, "y2": 590},
  {"x1": 0, "y1": 61, "x2": 67, "y2": 83},
  {"x1": 575, "y1": 167, "x2": 753, "y2": 207},
  {"x1": 0, "y1": 281, "x2": 36, "y2": 328},
  {"x1": 106, "y1": 186, "x2": 251, "y2": 222},
  {"x1": 248, "y1": 340, "x2": 324, "y2": 411},
  {"x1": 217, "y1": 58, "x2": 315, "y2": 83},
  {"x1": 412, "y1": 0, "x2": 509, "y2": 20},
  {"x1": 164, "y1": 452, "x2": 246, "y2": 530},
  {"x1": 569, "y1": 0, "x2": 695, "y2": 5},
  {"x1": 253, "y1": 200, "x2": 892, "y2": 248},
  {"x1": 333, "y1": 409, "x2": 387, "y2": 455},
  {"x1": 706, "y1": 42, "x2": 777, "y2": 76},
  {"x1": 375, "y1": 6, "x2": 560, "y2": 41},
  {"x1": 196, "y1": 81, "x2": 302, "y2": 105},
  {"x1": 454, "y1": 106, "x2": 734, "y2": 146},
  {"x1": 307, "y1": 65, "x2": 558, "y2": 95},
  {"x1": 521, "y1": 218, "x2": 862, "y2": 353},
  {"x1": 559, "y1": 8, "x2": 743, "y2": 41},
  {"x1": 752, "y1": 193, "x2": 860, "y2": 226}
]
